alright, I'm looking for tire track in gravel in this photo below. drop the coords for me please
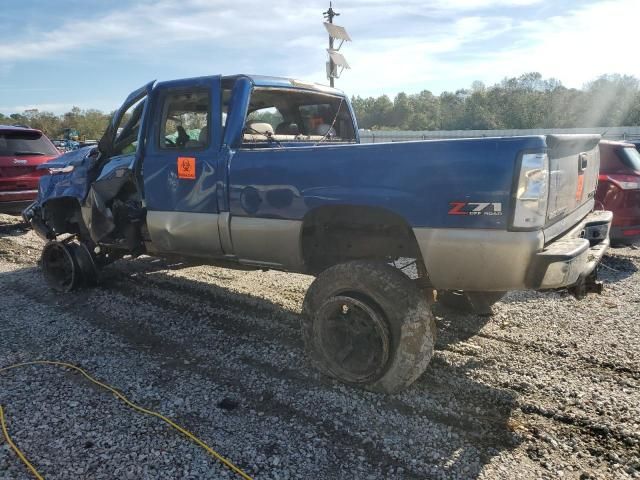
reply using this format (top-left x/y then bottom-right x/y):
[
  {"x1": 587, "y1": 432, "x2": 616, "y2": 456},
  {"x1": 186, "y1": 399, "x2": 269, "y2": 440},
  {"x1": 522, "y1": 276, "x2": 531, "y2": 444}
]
[
  {"x1": 519, "y1": 403, "x2": 640, "y2": 448},
  {"x1": 433, "y1": 314, "x2": 639, "y2": 460},
  {"x1": 94, "y1": 277, "x2": 520, "y2": 454},
  {"x1": 9, "y1": 278, "x2": 434, "y2": 479},
  {"x1": 103, "y1": 270, "x2": 522, "y2": 451},
  {"x1": 239, "y1": 354, "x2": 516, "y2": 452},
  {"x1": 115, "y1": 264, "x2": 303, "y2": 322},
  {"x1": 437, "y1": 323, "x2": 640, "y2": 382},
  {"x1": 106, "y1": 278, "x2": 303, "y2": 349},
  {"x1": 435, "y1": 338, "x2": 640, "y2": 448}
]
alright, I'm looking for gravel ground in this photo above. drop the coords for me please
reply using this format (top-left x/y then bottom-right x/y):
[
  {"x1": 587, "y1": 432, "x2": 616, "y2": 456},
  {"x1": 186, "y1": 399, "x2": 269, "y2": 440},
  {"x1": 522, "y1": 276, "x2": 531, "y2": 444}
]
[{"x1": 0, "y1": 212, "x2": 638, "y2": 480}]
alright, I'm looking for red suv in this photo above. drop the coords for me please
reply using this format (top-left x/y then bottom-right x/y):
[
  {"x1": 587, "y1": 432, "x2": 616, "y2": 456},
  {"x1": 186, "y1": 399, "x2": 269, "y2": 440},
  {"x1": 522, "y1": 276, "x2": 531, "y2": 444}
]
[
  {"x1": 596, "y1": 140, "x2": 640, "y2": 244},
  {"x1": 0, "y1": 125, "x2": 59, "y2": 214}
]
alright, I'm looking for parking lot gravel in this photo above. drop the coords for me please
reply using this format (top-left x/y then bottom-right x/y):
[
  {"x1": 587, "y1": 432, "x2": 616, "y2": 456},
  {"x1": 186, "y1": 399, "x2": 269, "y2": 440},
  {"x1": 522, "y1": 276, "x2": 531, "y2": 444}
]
[{"x1": 0, "y1": 212, "x2": 638, "y2": 479}]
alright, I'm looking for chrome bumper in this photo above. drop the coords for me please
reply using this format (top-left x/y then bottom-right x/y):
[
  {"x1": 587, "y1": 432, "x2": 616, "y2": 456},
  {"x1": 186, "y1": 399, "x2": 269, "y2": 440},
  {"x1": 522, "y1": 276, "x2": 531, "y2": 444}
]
[{"x1": 528, "y1": 210, "x2": 612, "y2": 290}]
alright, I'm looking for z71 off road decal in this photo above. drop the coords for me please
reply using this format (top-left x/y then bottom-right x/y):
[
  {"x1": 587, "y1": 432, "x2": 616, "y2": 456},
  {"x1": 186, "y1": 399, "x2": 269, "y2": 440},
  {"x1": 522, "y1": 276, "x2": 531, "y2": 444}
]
[{"x1": 448, "y1": 202, "x2": 503, "y2": 216}]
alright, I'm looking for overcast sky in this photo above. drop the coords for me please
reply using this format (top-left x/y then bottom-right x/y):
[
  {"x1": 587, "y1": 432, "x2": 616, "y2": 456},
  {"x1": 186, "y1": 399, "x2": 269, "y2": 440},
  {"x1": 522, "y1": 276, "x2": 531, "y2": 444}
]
[{"x1": 0, "y1": 0, "x2": 638, "y2": 114}]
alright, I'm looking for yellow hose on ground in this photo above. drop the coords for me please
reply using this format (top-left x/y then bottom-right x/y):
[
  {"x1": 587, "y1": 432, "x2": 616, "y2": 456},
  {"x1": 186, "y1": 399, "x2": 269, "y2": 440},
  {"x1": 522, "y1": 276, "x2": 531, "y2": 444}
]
[
  {"x1": 0, "y1": 361, "x2": 253, "y2": 480},
  {"x1": 0, "y1": 405, "x2": 45, "y2": 480}
]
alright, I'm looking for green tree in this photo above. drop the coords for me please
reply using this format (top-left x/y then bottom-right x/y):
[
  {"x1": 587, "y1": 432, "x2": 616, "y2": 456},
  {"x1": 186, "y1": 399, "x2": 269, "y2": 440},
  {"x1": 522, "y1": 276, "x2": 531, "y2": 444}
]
[
  {"x1": 391, "y1": 92, "x2": 412, "y2": 128},
  {"x1": 439, "y1": 90, "x2": 467, "y2": 130},
  {"x1": 23, "y1": 110, "x2": 62, "y2": 136}
]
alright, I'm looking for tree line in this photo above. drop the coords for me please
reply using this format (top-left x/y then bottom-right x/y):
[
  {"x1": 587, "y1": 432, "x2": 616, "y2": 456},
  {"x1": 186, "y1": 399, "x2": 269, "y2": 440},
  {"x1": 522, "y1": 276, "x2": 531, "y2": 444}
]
[
  {"x1": 351, "y1": 72, "x2": 640, "y2": 131},
  {"x1": 2, "y1": 72, "x2": 640, "y2": 138},
  {"x1": 0, "y1": 106, "x2": 111, "y2": 140}
]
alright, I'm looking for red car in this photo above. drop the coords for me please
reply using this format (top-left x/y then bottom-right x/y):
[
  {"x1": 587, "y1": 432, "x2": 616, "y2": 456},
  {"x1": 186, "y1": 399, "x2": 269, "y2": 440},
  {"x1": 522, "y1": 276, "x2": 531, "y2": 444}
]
[
  {"x1": 0, "y1": 125, "x2": 59, "y2": 214},
  {"x1": 596, "y1": 140, "x2": 640, "y2": 244}
]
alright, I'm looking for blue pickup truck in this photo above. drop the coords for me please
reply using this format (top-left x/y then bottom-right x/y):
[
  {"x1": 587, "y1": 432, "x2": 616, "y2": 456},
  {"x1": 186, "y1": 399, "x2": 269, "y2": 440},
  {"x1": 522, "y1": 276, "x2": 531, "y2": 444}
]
[{"x1": 24, "y1": 74, "x2": 612, "y2": 393}]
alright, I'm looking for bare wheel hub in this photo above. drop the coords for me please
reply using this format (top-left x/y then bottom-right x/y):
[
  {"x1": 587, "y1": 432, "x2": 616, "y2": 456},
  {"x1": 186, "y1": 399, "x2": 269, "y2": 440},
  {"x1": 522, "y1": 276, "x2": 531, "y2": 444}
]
[
  {"x1": 314, "y1": 295, "x2": 390, "y2": 384},
  {"x1": 41, "y1": 241, "x2": 79, "y2": 292}
]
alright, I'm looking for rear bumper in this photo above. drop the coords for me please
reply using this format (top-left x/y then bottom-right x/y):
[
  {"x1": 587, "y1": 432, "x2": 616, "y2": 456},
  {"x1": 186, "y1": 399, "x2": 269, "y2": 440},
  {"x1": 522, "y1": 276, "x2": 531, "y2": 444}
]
[
  {"x1": 413, "y1": 210, "x2": 613, "y2": 292},
  {"x1": 610, "y1": 225, "x2": 640, "y2": 244},
  {"x1": 0, "y1": 190, "x2": 38, "y2": 215},
  {"x1": 527, "y1": 210, "x2": 612, "y2": 289}
]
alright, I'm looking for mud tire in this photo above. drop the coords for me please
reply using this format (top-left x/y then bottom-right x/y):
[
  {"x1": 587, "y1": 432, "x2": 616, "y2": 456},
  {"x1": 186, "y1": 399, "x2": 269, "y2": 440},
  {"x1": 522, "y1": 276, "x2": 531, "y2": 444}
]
[{"x1": 302, "y1": 261, "x2": 436, "y2": 394}]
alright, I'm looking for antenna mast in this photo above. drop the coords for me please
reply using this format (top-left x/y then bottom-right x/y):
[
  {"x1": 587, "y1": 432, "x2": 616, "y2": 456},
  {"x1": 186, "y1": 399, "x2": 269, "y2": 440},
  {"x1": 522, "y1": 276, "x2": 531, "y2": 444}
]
[{"x1": 323, "y1": 2, "x2": 351, "y2": 88}]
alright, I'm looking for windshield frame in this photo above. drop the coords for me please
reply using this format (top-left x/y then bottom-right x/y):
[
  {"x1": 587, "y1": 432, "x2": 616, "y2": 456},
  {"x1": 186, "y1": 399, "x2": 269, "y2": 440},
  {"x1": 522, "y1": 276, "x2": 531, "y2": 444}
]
[{"x1": 98, "y1": 80, "x2": 155, "y2": 161}]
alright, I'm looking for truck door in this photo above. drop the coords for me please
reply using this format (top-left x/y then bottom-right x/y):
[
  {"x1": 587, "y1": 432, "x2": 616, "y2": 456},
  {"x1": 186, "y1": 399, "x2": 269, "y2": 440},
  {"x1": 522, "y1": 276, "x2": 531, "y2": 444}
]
[{"x1": 142, "y1": 76, "x2": 225, "y2": 257}]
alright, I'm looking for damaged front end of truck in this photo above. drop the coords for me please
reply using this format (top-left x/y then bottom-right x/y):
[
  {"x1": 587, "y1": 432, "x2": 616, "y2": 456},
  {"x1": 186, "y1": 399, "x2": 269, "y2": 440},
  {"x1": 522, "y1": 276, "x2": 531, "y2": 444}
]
[{"x1": 23, "y1": 81, "x2": 154, "y2": 291}]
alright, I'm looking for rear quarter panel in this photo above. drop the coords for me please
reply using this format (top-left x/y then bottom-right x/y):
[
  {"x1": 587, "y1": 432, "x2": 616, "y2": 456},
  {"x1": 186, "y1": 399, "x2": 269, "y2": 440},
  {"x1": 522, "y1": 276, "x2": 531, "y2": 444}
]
[{"x1": 228, "y1": 136, "x2": 548, "y2": 228}]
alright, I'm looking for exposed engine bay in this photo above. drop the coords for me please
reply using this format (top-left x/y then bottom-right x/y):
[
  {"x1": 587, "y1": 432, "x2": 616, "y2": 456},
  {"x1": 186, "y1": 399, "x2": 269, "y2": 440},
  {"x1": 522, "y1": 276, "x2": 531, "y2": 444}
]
[{"x1": 23, "y1": 83, "x2": 154, "y2": 290}]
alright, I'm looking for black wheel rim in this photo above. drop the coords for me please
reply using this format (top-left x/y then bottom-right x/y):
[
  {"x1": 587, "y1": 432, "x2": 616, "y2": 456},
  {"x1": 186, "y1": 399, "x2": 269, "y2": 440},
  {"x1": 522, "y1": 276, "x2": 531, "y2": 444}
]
[
  {"x1": 41, "y1": 242, "x2": 77, "y2": 292},
  {"x1": 314, "y1": 295, "x2": 390, "y2": 384}
]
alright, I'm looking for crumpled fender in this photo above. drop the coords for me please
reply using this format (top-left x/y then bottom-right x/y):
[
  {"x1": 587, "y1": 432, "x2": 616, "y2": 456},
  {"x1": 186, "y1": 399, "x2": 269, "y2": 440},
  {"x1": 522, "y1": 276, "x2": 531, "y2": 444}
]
[{"x1": 35, "y1": 146, "x2": 98, "y2": 206}]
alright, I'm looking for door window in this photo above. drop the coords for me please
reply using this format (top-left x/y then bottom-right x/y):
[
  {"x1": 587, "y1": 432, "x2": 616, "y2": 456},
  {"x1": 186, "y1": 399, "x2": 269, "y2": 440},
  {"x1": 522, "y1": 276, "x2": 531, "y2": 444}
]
[{"x1": 160, "y1": 89, "x2": 210, "y2": 150}]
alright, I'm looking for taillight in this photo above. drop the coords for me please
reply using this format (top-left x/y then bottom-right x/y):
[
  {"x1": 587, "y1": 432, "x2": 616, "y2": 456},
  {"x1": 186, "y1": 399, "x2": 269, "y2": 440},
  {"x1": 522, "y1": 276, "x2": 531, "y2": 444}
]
[
  {"x1": 512, "y1": 153, "x2": 549, "y2": 229},
  {"x1": 600, "y1": 174, "x2": 640, "y2": 190}
]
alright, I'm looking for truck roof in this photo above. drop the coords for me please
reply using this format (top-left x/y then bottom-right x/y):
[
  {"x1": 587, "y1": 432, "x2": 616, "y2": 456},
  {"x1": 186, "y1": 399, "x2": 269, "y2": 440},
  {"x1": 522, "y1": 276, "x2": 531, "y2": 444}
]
[
  {"x1": 222, "y1": 74, "x2": 345, "y2": 96},
  {"x1": 153, "y1": 74, "x2": 345, "y2": 97}
]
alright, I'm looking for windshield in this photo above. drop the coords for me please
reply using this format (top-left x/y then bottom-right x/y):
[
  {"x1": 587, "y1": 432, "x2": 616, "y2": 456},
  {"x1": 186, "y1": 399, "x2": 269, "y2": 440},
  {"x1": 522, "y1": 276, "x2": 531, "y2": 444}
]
[
  {"x1": 0, "y1": 131, "x2": 59, "y2": 156},
  {"x1": 619, "y1": 147, "x2": 640, "y2": 171}
]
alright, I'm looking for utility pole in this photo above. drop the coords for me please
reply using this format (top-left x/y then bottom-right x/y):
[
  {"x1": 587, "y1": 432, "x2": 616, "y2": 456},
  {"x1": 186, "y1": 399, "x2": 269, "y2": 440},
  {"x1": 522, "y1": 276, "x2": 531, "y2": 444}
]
[
  {"x1": 324, "y1": 2, "x2": 339, "y2": 88},
  {"x1": 323, "y1": 2, "x2": 351, "y2": 88}
]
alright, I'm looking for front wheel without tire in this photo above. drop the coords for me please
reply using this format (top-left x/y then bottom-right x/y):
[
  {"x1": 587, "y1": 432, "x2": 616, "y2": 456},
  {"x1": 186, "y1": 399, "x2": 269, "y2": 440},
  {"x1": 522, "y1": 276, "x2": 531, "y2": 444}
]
[
  {"x1": 302, "y1": 261, "x2": 436, "y2": 393},
  {"x1": 41, "y1": 241, "x2": 99, "y2": 292}
]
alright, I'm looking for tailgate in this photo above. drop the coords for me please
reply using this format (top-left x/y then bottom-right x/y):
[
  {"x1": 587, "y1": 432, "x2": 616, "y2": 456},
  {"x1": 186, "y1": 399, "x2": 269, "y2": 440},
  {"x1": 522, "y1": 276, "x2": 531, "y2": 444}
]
[{"x1": 545, "y1": 134, "x2": 600, "y2": 233}]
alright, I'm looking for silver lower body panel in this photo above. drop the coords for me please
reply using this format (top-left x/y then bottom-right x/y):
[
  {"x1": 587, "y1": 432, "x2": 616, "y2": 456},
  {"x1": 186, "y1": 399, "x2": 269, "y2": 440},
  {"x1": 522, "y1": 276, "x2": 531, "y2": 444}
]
[
  {"x1": 413, "y1": 228, "x2": 543, "y2": 291},
  {"x1": 413, "y1": 210, "x2": 612, "y2": 291},
  {"x1": 146, "y1": 211, "x2": 223, "y2": 257},
  {"x1": 146, "y1": 211, "x2": 304, "y2": 271},
  {"x1": 230, "y1": 217, "x2": 303, "y2": 270}
]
